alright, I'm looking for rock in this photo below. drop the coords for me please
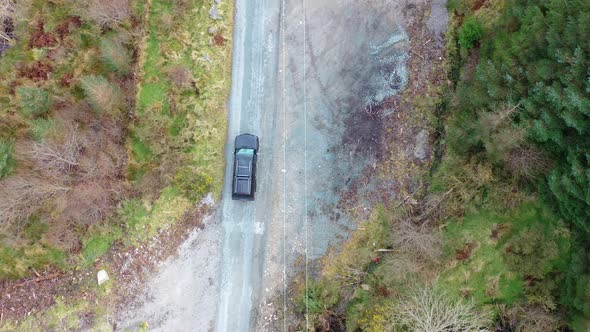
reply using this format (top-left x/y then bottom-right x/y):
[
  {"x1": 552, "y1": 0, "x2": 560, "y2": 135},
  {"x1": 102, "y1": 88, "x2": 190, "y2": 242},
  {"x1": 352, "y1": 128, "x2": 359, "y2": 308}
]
[
  {"x1": 97, "y1": 270, "x2": 109, "y2": 285},
  {"x1": 208, "y1": 27, "x2": 218, "y2": 35},
  {"x1": 413, "y1": 129, "x2": 430, "y2": 161},
  {"x1": 201, "y1": 53, "x2": 213, "y2": 63},
  {"x1": 361, "y1": 284, "x2": 370, "y2": 291},
  {"x1": 200, "y1": 192, "x2": 215, "y2": 207},
  {"x1": 209, "y1": 4, "x2": 222, "y2": 20}
]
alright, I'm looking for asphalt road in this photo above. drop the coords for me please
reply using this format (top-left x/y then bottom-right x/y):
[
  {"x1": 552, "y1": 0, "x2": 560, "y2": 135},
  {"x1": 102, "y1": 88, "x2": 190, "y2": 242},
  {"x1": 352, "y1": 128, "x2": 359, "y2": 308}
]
[{"x1": 216, "y1": 0, "x2": 410, "y2": 330}]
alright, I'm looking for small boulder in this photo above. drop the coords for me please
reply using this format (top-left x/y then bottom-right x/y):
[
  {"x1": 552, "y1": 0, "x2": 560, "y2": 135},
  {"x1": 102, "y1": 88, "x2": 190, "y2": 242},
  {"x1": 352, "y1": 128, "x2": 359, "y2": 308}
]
[
  {"x1": 413, "y1": 129, "x2": 430, "y2": 161},
  {"x1": 97, "y1": 270, "x2": 109, "y2": 285},
  {"x1": 209, "y1": 5, "x2": 222, "y2": 20}
]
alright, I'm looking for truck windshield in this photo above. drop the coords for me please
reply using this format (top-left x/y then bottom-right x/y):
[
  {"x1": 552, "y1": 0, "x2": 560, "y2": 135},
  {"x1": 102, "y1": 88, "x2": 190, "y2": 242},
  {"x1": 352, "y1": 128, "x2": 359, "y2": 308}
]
[{"x1": 236, "y1": 148, "x2": 254, "y2": 156}]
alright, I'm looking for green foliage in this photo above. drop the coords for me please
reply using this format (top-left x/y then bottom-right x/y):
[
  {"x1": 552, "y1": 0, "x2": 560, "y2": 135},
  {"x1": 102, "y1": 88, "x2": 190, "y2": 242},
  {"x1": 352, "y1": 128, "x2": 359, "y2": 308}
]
[
  {"x1": 0, "y1": 244, "x2": 67, "y2": 279},
  {"x1": 80, "y1": 75, "x2": 122, "y2": 114},
  {"x1": 559, "y1": 239, "x2": 590, "y2": 328},
  {"x1": 100, "y1": 38, "x2": 131, "y2": 75},
  {"x1": 458, "y1": 16, "x2": 483, "y2": 49},
  {"x1": 174, "y1": 167, "x2": 213, "y2": 202},
  {"x1": 0, "y1": 140, "x2": 14, "y2": 178},
  {"x1": 448, "y1": 0, "x2": 590, "y2": 234},
  {"x1": 119, "y1": 199, "x2": 149, "y2": 233},
  {"x1": 80, "y1": 226, "x2": 122, "y2": 266},
  {"x1": 16, "y1": 86, "x2": 52, "y2": 117},
  {"x1": 298, "y1": 279, "x2": 340, "y2": 327},
  {"x1": 130, "y1": 136, "x2": 153, "y2": 163},
  {"x1": 447, "y1": 0, "x2": 471, "y2": 15},
  {"x1": 28, "y1": 118, "x2": 56, "y2": 141},
  {"x1": 440, "y1": 202, "x2": 569, "y2": 306},
  {"x1": 504, "y1": 228, "x2": 559, "y2": 279}
]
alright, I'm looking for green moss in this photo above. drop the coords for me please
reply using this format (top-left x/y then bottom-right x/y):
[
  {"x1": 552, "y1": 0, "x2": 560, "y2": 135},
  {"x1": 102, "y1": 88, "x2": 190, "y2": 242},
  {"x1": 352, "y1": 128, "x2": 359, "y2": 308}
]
[
  {"x1": 169, "y1": 114, "x2": 187, "y2": 136},
  {"x1": 80, "y1": 226, "x2": 123, "y2": 266},
  {"x1": 23, "y1": 217, "x2": 49, "y2": 242},
  {"x1": 120, "y1": 199, "x2": 149, "y2": 232},
  {"x1": 0, "y1": 244, "x2": 67, "y2": 279},
  {"x1": 130, "y1": 136, "x2": 153, "y2": 163},
  {"x1": 122, "y1": 187, "x2": 192, "y2": 244},
  {"x1": 440, "y1": 202, "x2": 569, "y2": 305},
  {"x1": 0, "y1": 140, "x2": 14, "y2": 178}
]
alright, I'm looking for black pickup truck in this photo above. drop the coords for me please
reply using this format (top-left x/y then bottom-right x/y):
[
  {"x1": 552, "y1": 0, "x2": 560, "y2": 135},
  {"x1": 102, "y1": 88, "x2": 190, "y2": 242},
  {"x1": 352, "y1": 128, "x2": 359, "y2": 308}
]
[{"x1": 232, "y1": 134, "x2": 259, "y2": 200}]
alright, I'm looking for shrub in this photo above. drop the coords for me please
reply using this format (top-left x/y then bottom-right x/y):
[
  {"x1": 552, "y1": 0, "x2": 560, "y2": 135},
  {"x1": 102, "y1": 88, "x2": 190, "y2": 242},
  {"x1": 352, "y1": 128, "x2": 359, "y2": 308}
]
[
  {"x1": 0, "y1": 140, "x2": 13, "y2": 178},
  {"x1": 29, "y1": 118, "x2": 56, "y2": 141},
  {"x1": 81, "y1": 0, "x2": 130, "y2": 28},
  {"x1": 504, "y1": 228, "x2": 559, "y2": 279},
  {"x1": 100, "y1": 38, "x2": 131, "y2": 75},
  {"x1": 174, "y1": 167, "x2": 213, "y2": 202},
  {"x1": 298, "y1": 279, "x2": 340, "y2": 330},
  {"x1": 391, "y1": 286, "x2": 492, "y2": 332},
  {"x1": 458, "y1": 16, "x2": 483, "y2": 49},
  {"x1": 80, "y1": 75, "x2": 122, "y2": 114},
  {"x1": 498, "y1": 305, "x2": 565, "y2": 332},
  {"x1": 16, "y1": 86, "x2": 52, "y2": 117},
  {"x1": 30, "y1": 129, "x2": 81, "y2": 174},
  {"x1": 0, "y1": 176, "x2": 70, "y2": 230}
]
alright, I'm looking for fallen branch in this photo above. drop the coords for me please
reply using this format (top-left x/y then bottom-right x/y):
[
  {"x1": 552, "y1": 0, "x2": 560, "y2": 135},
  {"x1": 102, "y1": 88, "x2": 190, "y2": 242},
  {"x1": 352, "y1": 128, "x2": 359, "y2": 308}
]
[
  {"x1": 411, "y1": 50, "x2": 425, "y2": 60},
  {"x1": 14, "y1": 272, "x2": 61, "y2": 287},
  {"x1": 375, "y1": 248, "x2": 396, "y2": 252},
  {"x1": 395, "y1": 184, "x2": 423, "y2": 208}
]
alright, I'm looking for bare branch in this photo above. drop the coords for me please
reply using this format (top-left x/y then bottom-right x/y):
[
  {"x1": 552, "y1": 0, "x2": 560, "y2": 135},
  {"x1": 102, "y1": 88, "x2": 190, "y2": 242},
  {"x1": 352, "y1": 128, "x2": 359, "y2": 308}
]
[
  {"x1": 391, "y1": 218, "x2": 442, "y2": 260},
  {"x1": 0, "y1": 175, "x2": 69, "y2": 230},
  {"x1": 497, "y1": 304, "x2": 564, "y2": 332},
  {"x1": 392, "y1": 286, "x2": 492, "y2": 332},
  {"x1": 81, "y1": 0, "x2": 130, "y2": 28},
  {"x1": 29, "y1": 129, "x2": 81, "y2": 175},
  {"x1": 0, "y1": 0, "x2": 16, "y2": 42},
  {"x1": 505, "y1": 145, "x2": 552, "y2": 180}
]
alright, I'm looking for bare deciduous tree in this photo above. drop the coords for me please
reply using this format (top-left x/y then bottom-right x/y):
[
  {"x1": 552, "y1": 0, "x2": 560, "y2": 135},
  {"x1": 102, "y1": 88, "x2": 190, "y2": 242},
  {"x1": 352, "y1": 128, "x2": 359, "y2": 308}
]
[
  {"x1": 30, "y1": 129, "x2": 81, "y2": 175},
  {"x1": 57, "y1": 182, "x2": 113, "y2": 226},
  {"x1": 505, "y1": 146, "x2": 552, "y2": 180},
  {"x1": 497, "y1": 305, "x2": 564, "y2": 332},
  {"x1": 0, "y1": 175, "x2": 69, "y2": 230},
  {"x1": 0, "y1": 0, "x2": 15, "y2": 42},
  {"x1": 392, "y1": 286, "x2": 492, "y2": 332},
  {"x1": 81, "y1": 0, "x2": 130, "y2": 28},
  {"x1": 392, "y1": 219, "x2": 442, "y2": 260}
]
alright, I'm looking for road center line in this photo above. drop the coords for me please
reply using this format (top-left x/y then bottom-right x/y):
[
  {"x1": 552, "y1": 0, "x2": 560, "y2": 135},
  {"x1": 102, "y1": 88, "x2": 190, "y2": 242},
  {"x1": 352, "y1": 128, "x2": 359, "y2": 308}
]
[
  {"x1": 280, "y1": 0, "x2": 287, "y2": 330},
  {"x1": 302, "y1": 0, "x2": 309, "y2": 330}
]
